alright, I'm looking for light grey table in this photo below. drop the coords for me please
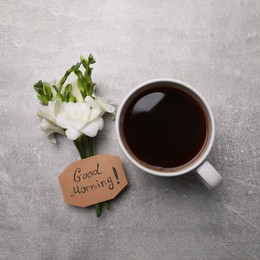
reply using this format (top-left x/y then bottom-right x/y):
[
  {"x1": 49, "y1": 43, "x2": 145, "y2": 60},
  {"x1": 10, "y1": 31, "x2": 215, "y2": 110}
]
[{"x1": 1, "y1": 1, "x2": 259, "y2": 259}]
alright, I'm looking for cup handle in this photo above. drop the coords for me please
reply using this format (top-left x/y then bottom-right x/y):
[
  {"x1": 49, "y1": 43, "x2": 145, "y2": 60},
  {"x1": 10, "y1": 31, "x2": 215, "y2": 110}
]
[{"x1": 195, "y1": 161, "x2": 223, "y2": 189}]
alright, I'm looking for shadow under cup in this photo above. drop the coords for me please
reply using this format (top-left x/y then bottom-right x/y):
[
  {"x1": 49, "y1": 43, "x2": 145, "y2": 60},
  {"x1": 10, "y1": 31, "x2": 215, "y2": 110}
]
[{"x1": 116, "y1": 80, "x2": 214, "y2": 176}]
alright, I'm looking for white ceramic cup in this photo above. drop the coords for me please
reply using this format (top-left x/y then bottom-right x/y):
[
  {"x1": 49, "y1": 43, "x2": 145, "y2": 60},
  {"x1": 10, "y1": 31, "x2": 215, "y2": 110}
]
[{"x1": 115, "y1": 78, "x2": 223, "y2": 189}]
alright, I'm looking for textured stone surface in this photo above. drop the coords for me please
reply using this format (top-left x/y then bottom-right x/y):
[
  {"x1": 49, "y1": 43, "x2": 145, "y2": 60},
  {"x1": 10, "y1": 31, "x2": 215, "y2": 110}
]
[{"x1": 0, "y1": 1, "x2": 259, "y2": 259}]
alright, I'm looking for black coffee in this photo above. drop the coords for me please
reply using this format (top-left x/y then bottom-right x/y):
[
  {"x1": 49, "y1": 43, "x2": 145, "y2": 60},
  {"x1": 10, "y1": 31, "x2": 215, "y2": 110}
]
[{"x1": 123, "y1": 86, "x2": 207, "y2": 169}]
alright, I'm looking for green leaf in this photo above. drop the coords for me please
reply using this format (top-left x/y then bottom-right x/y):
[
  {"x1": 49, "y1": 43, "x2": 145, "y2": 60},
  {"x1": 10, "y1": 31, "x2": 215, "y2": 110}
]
[
  {"x1": 81, "y1": 59, "x2": 88, "y2": 70},
  {"x1": 68, "y1": 95, "x2": 76, "y2": 103},
  {"x1": 42, "y1": 55, "x2": 96, "y2": 103},
  {"x1": 60, "y1": 71, "x2": 70, "y2": 89},
  {"x1": 56, "y1": 92, "x2": 63, "y2": 102},
  {"x1": 43, "y1": 84, "x2": 53, "y2": 100},
  {"x1": 44, "y1": 84, "x2": 52, "y2": 96},
  {"x1": 52, "y1": 85, "x2": 59, "y2": 94},
  {"x1": 80, "y1": 90, "x2": 86, "y2": 99},
  {"x1": 34, "y1": 87, "x2": 43, "y2": 96},
  {"x1": 34, "y1": 80, "x2": 43, "y2": 90},
  {"x1": 74, "y1": 69, "x2": 83, "y2": 80},
  {"x1": 63, "y1": 93, "x2": 68, "y2": 102},
  {"x1": 64, "y1": 84, "x2": 72, "y2": 95},
  {"x1": 88, "y1": 54, "x2": 95, "y2": 64},
  {"x1": 80, "y1": 55, "x2": 85, "y2": 62},
  {"x1": 33, "y1": 80, "x2": 44, "y2": 95},
  {"x1": 70, "y1": 62, "x2": 81, "y2": 72},
  {"x1": 89, "y1": 67, "x2": 93, "y2": 76},
  {"x1": 86, "y1": 82, "x2": 92, "y2": 95},
  {"x1": 77, "y1": 78, "x2": 85, "y2": 92},
  {"x1": 37, "y1": 94, "x2": 48, "y2": 105}
]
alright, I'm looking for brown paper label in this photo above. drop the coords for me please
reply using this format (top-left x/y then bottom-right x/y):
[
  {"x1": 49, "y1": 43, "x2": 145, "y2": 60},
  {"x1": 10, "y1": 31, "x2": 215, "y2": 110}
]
[{"x1": 58, "y1": 154, "x2": 128, "y2": 207}]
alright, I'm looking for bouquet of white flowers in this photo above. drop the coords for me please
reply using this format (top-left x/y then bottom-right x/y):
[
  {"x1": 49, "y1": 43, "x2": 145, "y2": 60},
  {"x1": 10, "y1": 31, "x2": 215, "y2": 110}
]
[{"x1": 34, "y1": 55, "x2": 115, "y2": 217}]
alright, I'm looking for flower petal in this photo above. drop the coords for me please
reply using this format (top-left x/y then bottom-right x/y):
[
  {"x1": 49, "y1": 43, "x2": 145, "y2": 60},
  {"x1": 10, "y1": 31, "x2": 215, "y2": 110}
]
[
  {"x1": 96, "y1": 96, "x2": 115, "y2": 113},
  {"x1": 56, "y1": 112, "x2": 70, "y2": 129},
  {"x1": 85, "y1": 96, "x2": 99, "y2": 109},
  {"x1": 65, "y1": 128, "x2": 82, "y2": 140},
  {"x1": 81, "y1": 121, "x2": 99, "y2": 137},
  {"x1": 88, "y1": 108, "x2": 103, "y2": 122},
  {"x1": 53, "y1": 99, "x2": 63, "y2": 117},
  {"x1": 62, "y1": 102, "x2": 91, "y2": 130},
  {"x1": 40, "y1": 119, "x2": 65, "y2": 143},
  {"x1": 38, "y1": 102, "x2": 56, "y2": 123}
]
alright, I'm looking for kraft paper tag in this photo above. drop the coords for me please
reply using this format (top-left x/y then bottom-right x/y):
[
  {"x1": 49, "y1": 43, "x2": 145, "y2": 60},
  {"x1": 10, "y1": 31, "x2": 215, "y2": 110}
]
[{"x1": 58, "y1": 154, "x2": 128, "y2": 207}]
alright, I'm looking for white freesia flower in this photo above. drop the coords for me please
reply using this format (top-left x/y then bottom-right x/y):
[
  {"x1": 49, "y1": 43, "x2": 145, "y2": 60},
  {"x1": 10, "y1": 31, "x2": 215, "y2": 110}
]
[
  {"x1": 56, "y1": 101, "x2": 104, "y2": 140},
  {"x1": 37, "y1": 100, "x2": 65, "y2": 143},
  {"x1": 40, "y1": 119, "x2": 65, "y2": 143},
  {"x1": 38, "y1": 100, "x2": 62, "y2": 124},
  {"x1": 38, "y1": 96, "x2": 115, "y2": 142},
  {"x1": 85, "y1": 95, "x2": 115, "y2": 114},
  {"x1": 34, "y1": 55, "x2": 116, "y2": 217}
]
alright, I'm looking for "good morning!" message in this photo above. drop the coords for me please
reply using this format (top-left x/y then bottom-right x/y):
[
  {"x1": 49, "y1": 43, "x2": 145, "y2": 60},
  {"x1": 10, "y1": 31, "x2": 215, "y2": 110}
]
[
  {"x1": 59, "y1": 154, "x2": 128, "y2": 207},
  {"x1": 71, "y1": 163, "x2": 115, "y2": 197}
]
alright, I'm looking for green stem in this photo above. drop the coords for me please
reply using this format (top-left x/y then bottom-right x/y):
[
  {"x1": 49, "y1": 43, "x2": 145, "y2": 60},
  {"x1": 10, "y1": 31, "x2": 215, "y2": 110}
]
[
  {"x1": 73, "y1": 136, "x2": 86, "y2": 159},
  {"x1": 104, "y1": 201, "x2": 111, "y2": 210},
  {"x1": 86, "y1": 137, "x2": 103, "y2": 217},
  {"x1": 74, "y1": 136, "x2": 110, "y2": 217},
  {"x1": 87, "y1": 136, "x2": 94, "y2": 157},
  {"x1": 95, "y1": 204, "x2": 102, "y2": 218},
  {"x1": 86, "y1": 137, "x2": 111, "y2": 216}
]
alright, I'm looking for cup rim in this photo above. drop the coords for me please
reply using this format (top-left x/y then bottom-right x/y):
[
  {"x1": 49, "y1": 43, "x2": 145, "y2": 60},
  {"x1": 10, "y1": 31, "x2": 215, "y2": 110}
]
[{"x1": 115, "y1": 78, "x2": 215, "y2": 177}]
